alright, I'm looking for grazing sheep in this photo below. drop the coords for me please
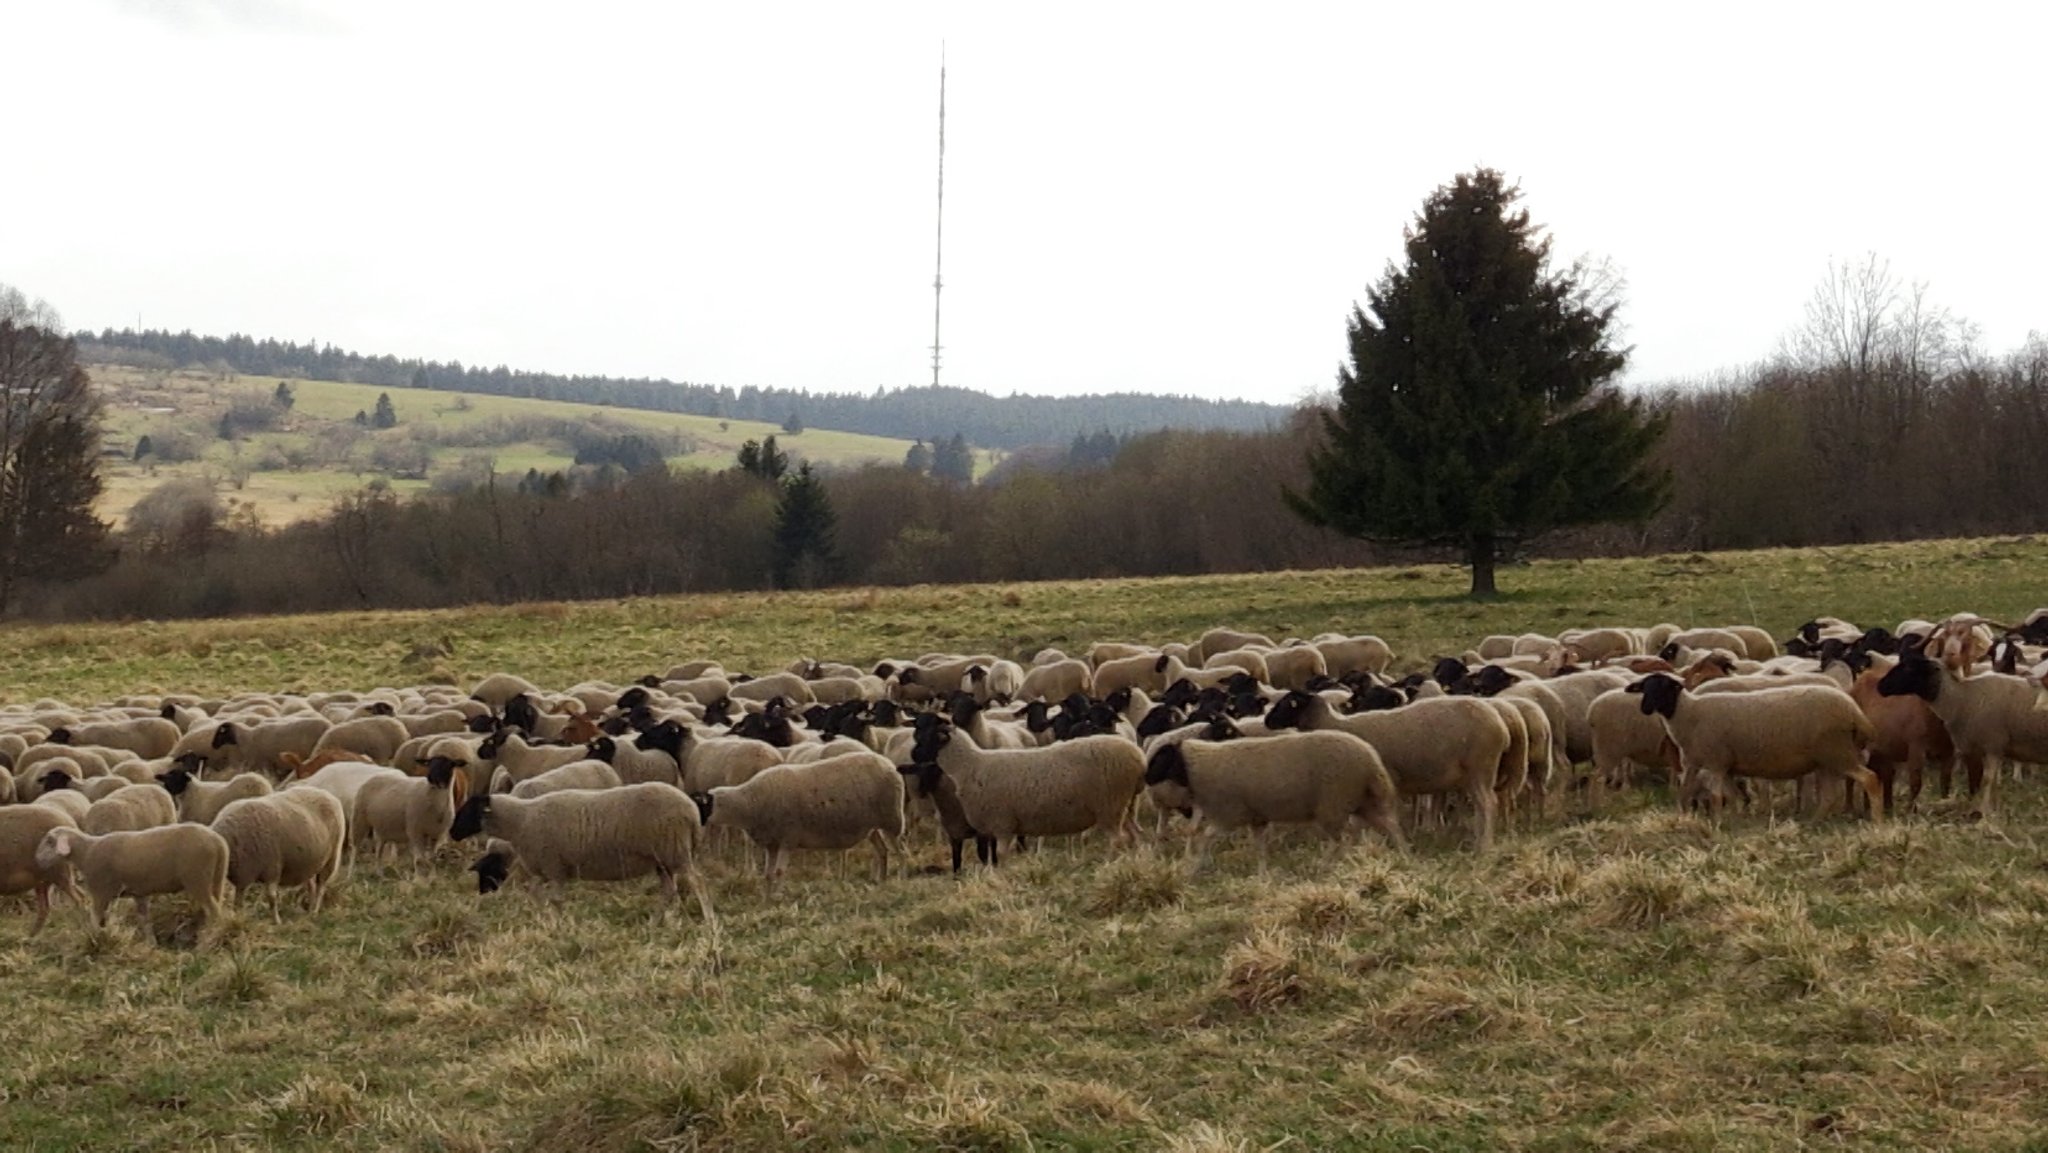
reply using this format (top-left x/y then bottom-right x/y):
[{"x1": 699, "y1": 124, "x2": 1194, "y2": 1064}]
[
  {"x1": 352, "y1": 755, "x2": 461, "y2": 868},
  {"x1": 212, "y1": 788, "x2": 348, "y2": 919},
  {"x1": 689, "y1": 749, "x2": 908, "y2": 890},
  {"x1": 584, "y1": 730, "x2": 682, "y2": 787},
  {"x1": 156, "y1": 767, "x2": 274, "y2": 826},
  {"x1": 1020, "y1": 658, "x2": 1093, "y2": 703},
  {"x1": 470, "y1": 672, "x2": 541, "y2": 713},
  {"x1": 1262, "y1": 691, "x2": 1510, "y2": 851},
  {"x1": 1, "y1": 805, "x2": 85, "y2": 935},
  {"x1": 36, "y1": 824, "x2": 230, "y2": 936},
  {"x1": 1084, "y1": 641, "x2": 1155, "y2": 668},
  {"x1": 309, "y1": 715, "x2": 411, "y2": 765},
  {"x1": 81, "y1": 785, "x2": 178, "y2": 835},
  {"x1": 909, "y1": 718, "x2": 1145, "y2": 865},
  {"x1": 1144, "y1": 731, "x2": 1405, "y2": 866},
  {"x1": 214, "y1": 716, "x2": 331, "y2": 779},
  {"x1": 1877, "y1": 645, "x2": 2048, "y2": 819},
  {"x1": 45, "y1": 717, "x2": 180, "y2": 760},
  {"x1": 1626, "y1": 673, "x2": 1880, "y2": 822},
  {"x1": 1262, "y1": 645, "x2": 1329, "y2": 692},
  {"x1": 287, "y1": 760, "x2": 410, "y2": 836},
  {"x1": 448, "y1": 784, "x2": 717, "y2": 923},
  {"x1": 507, "y1": 759, "x2": 622, "y2": 798}
]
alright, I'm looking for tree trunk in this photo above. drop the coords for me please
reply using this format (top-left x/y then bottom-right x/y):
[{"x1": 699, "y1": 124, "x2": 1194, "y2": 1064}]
[{"x1": 1468, "y1": 533, "x2": 1498, "y2": 600}]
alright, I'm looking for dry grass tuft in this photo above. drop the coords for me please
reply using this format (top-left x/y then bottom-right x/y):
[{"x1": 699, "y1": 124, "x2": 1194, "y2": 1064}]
[
  {"x1": 258, "y1": 1073, "x2": 365, "y2": 1140},
  {"x1": 903, "y1": 1079, "x2": 1031, "y2": 1151},
  {"x1": 1365, "y1": 973, "x2": 1544, "y2": 1043},
  {"x1": 1157, "y1": 1119, "x2": 1260, "y2": 1152},
  {"x1": 1221, "y1": 926, "x2": 1308, "y2": 1012},
  {"x1": 1582, "y1": 854, "x2": 1706, "y2": 928},
  {"x1": 1274, "y1": 881, "x2": 1366, "y2": 937},
  {"x1": 1085, "y1": 850, "x2": 1188, "y2": 917}
]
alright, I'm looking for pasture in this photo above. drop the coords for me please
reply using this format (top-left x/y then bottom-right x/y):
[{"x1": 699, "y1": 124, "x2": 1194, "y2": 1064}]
[{"x1": 3, "y1": 537, "x2": 2048, "y2": 1150}]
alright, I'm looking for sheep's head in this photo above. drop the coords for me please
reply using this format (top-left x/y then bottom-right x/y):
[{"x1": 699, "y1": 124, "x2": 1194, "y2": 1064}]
[
  {"x1": 1796, "y1": 620, "x2": 1824, "y2": 646},
  {"x1": 211, "y1": 723, "x2": 241, "y2": 749},
  {"x1": 1151, "y1": 654, "x2": 1172, "y2": 674},
  {"x1": 157, "y1": 767, "x2": 195, "y2": 795},
  {"x1": 1468, "y1": 665, "x2": 1519, "y2": 697},
  {"x1": 585, "y1": 736, "x2": 617, "y2": 763},
  {"x1": 1348, "y1": 683, "x2": 1405, "y2": 713},
  {"x1": 870, "y1": 699, "x2": 903, "y2": 728},
  {"x1": 1264, "y1": 691, "x2": 1313, "y2": 730},
  {"x1": 702, "y1": 698, "x2": 735, "y2": 727},
  {"x1": 1657, "y1": 641, "x2": 1684, "y2": 664},
  {"x1": 45, "y1": 727, "x2": 73, "y2": 745},
  {"x1": 1625, "y1": 673, "x2": 1683, "y2": 718},
  {"x1": 1143, "y1": 744, "x2": 1190, "y2": 788},
  {"x1": 1101, "y1": 687, "x2": 1134, "y2": 713},
  {"x1": 1876, "y1": 651, "x2": 1941, "y2": 702},
  {"x1": 1431, "y1": 657, "x2": 1469, "y2": 689},
  {"x1": 367, "y1": 701, "x2": 395, "y2": 717},
  {"x1": 448, "y1": 794, "x2": 492, "y2": 840},
  {"x1": 476, "y1": 730, "x2": 508, "y2": 759},
  {"x1": 1159, "y1": 679, "x2": 1201, "y2": 710},
  {"x1": 945, "y1": 692, "x2": 983, "y2": 729},
  {"x1": 503, "y1": 694, "x2": 540, "y2": 734},
  {"x1": 895, "y1": 666, "x2": 923, "y2": 687},
  {"x1": 1680, "y1": 653, "x2": 1738, "y2": 689},
  {"x1": 1135, "y1": 705, "x2": 1184, "y2": 740},
  {"x1": 910, "y1": 714, "x2": 954, "y2": 762},
  {"x1": 423, "y1": 755, "x2": 464, "y2": 789},
  {"x1": 1200, "y1": 716, "x2": 1244, "y2": 741},
  {"x1": 687, "y1": 790, "x2": 716, "y2": 825},
  {"x1": 1021, "y1": 700, "x2": 1054, "y2": 733},
  {"x1": 1303, "y1": 674, "x2": 1338, "y2": 694},
  {"x1": 900, "y1": 761, "x2": 946, "y2": 799},
  {"x1": 1858, "y1": 627, "x2": 1899, "y2": 655},
  {"x1": 159, "y1": 703, "x2": 179, "y2": 720},
  {"x1": 469, "y1": 850, "x2": 510, "y2": 894},
  {"x1": 34, "y1": 827, "x2": 77, "y2": 869},
  {"x1": 465, "y1": 714, "x2": 498, "y2": 734},
  {"x1": 38, "y1": 769, "x2": 76, "y2": 793}
]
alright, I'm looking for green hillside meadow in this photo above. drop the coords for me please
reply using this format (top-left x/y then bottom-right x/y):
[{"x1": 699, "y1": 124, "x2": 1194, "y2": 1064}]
[{"x1": 3, "y1": 537, "x2": 2047, "y2": 1150}]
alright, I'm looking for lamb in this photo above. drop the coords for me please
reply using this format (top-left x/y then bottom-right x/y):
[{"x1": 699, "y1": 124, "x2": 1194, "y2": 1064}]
[
  {"x1": 447, "y1": 783, "x2": 717, "y2": 923},
  {"x1": 155, "y1": 767, "x2": 274, "y2": 826},
  {"x1": 1877, "y1": 645, "x2": 2048, "y2": 819},
  {"x1": 212, "y1": 787, "x2": 349, "y2": 919},
  {"x1": 213, "y1": 716, "x2": 331, "y2": 779},
  {"x1": 1262, "y1": 645, "x2": 1329, "y2": 692},
  {"x1": 1625, "y1": 673, "x2": 1880, "y2": 822},
  {"x1": 1143, "y1": 731, "x2": 1405, "y2": 866},
  {"x1": 962, "y1": 660, "x2": 1025, "y2": 705},
  {"x1": 0, "y1": 804, "x2": 84, "y2": 935},
  {"x1": 81, "y1": 784, "x2": 178, "y2": 835},
  {"x1": 506, "y1": 759, "x2": 622, "y2": 798},
  {"x1": 908, "y1": 717, "x2": 1145, "y2": 865},
  {"x1": 45, "y1": 717, "x2": 180, "y2": 760},
  {"x1": 352, "y1": 754, "x2": 462, "y2": 868},
  {"x1": 309, "y1": 715, "x2": 411, "y2": 765},
  {"x1": 35, "y1": 824, "x2": 230, "y2": 936},
  {"x1": 1261, "y1": 690, "x2": 1510, "y2": 851},
  {"x1": 689, "y1": 749, "x2": 908, "y2": 890}
]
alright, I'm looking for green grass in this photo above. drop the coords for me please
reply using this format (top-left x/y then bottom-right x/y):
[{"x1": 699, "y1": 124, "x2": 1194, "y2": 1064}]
[
  {"x1": 4, "y1": 537, "x2": 2048, "y2": 1150},
  {"x1": 92, "y1": 366, "x2": 998, "y2": 527}
]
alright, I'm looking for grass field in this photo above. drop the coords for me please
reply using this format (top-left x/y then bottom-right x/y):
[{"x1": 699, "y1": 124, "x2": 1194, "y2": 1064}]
[
  {"x1": 4, "y1": 537, "x2": 2048, "y2": 1150},
  {"x1": 88, "y1": 365, "x2": 978, "y2": 528}
]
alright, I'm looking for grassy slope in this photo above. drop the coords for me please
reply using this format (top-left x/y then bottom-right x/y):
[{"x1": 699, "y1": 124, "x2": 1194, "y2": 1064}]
[
  {"x1": 4, "y1": 537, "x2": 2048, "y2": 1150},
  {"x1": 92, "y1": 366, "x2": 953, "y2": 527}
]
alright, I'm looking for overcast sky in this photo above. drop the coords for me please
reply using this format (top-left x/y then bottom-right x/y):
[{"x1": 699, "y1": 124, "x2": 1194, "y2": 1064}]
[{"x1": 4, "y1": 1, "x2": 2041, "y2": 404}]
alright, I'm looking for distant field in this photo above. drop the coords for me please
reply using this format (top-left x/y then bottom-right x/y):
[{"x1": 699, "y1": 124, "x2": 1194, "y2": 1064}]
[
  {"x1": 4, "y1": 539, "x2": 2048, "y2": 1149},
  {"x1": 88, "y1": 365, "x2": 971, "y2": 527}
]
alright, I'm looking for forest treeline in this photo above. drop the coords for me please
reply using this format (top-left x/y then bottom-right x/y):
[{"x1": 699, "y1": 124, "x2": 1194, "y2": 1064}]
[
  {"x1": 75, "y1": 329, "x2": 1287, "y2": 450},
  {"x1": 24, "y1": 320, "x2": 2047, "y2": 623}
]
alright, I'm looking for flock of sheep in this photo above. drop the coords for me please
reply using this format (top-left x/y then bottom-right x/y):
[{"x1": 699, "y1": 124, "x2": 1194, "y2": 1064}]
[{"x1": 4, "y1": 608, "x2": 2047, "y2": 942}]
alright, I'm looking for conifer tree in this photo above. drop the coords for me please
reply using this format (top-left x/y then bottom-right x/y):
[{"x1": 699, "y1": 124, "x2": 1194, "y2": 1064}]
[
  {"x1": 771, "y1": 463, "x2": 839, "y2": 589},
  {"x1": 1287, "y1": 169, "x2": 1669, "y2": 597}
]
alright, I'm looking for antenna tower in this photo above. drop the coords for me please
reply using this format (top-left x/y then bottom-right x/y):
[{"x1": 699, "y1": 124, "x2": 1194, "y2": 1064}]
[{"x1": 930, "y1": 45, "x2": 946, "y2": 389}]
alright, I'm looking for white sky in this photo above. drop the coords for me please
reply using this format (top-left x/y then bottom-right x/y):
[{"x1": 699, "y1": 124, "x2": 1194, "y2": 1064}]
[{"x1": 3, "y1": 0, "x2": 2041, "y2": 404}]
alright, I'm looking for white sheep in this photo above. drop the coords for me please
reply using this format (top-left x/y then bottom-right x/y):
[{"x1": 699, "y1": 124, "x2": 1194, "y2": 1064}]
[
  {"x1": 214, "y1": 716, "x2": 331, "y2": 778},
  {"x1": 36, "y1": 824, "x2": 230, "y2": 936},
  {"x1": 1018, "y1": 658, "x2": 1093, "y2": 704},
  {"x1": 1627, "y1": 673, "x2": 1880, "y2": 821},
  {"x1": 33, "y1": 788, "x2": 92, "y2": 823},
  {"x1": 1143, "y1": 730, "x2": 1405, "y2": 866},
  {"x1": 352, "y1": 755, "x2": 462, "y2": 868},
  {"x1": 81, "y1": 784, "x2": 178, "y2": 835},
  {"x1": 1261, "y1": 691, "x2": 1510, "y2": 851},
  {"x1": 908, "y1": 719, "x2": 1144, "y2": 864},
  {"x1": 1090, "y1": 652, "x2": 1173, "y2": 700},
  {"x1": 0, "y1": 805, "x2": 85, "y2": 935},
  {"x1": 507, "y1": 759, "x2": 622, "y2": 798},
  {"x1": 46, "y1": 717, "x2": 181, "y2": 760},
  {"x1": 1261, "y1": 645, "x2": 1329, "y2": 692},
  {"x1": 156, "y1": 767, "x2": 274, "y2": 826},
  {"x1": 447, "y1": 783, "x2": 717, "y2": 923},
  {"x1": 1877, "y1": 646, "x2": 2048, "y2": 819},
  {"x1": 212, "y1": 788, "x2": 349, "y2": 920},
  {"x1": 583, "y1": 732, "x2": 682, "y2": 787},
  {"x1": 689, "y1": 749, "x2": 908, "y2": 891},
  {"x1": 470, "y1": 672, "x2": 541, "y2": 713},
  {"x1": 727, "y1": 672, "x2": 817, "y2": 705},
  {"x1": 1192, "y1": 627, "x2": 1275, "y2": 664},
  {"x1": 309, "y1": 715, "x2": 411, "y2": 765}
]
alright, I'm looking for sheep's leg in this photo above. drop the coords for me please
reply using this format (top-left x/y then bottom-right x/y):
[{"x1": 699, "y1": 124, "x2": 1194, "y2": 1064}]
[
  {"x1": 1253, "y1": 825, "x2": 1270, "y2": 873},
  {"x1": 132, "y1": 896, "x2": 153, "y2": 942},
  {"x1": 948, "y1": 836, "x2": 965, "y2": 873},
  {"x1": 1845, "y1": 764, "x2": 1885, "y2": 824},
  {"x1": 1467, "y1": 781, "x2": 1497, "y2": 853},
  {"x1": 682, "y1": 863, "x2": 717, "y2": 927},
  {"x1": 30, "y1": 883, "x2": 52, "y2": 936},
  {"x1": 269, "y1": 884, "x2": 285, "y2": 925},
  {"x1": 1973, "y1": 754, "x2": 2000, "y2": 821},
  {"x1": 866, "y1": 828, "x2": 889, "y2": 882}
]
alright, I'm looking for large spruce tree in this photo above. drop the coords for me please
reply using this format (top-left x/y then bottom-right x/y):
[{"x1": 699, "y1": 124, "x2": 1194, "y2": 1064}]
[
  {"x1": 0, "y1": 313, "x2": 113, "y2": 610},
  {"x1": 770, "y1": 463, "x2": 839, "y2": 589},
  {"x1": 1287, "y1": 169, "x2": 1669, "y2": 597}
]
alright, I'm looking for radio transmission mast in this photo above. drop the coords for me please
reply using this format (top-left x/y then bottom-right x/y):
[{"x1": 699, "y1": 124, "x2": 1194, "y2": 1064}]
[{"x1": 930, "y1": 45, "x2": 946, "y2": 389}]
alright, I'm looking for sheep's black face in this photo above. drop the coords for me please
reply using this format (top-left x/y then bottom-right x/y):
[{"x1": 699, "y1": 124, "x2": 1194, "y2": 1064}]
[
  {"x1": 160, "y1": 703, "x2": 179, "y2": 720},
  {"x1": 39, "y1": 771, "x2": 74, "y2": 793},
  {"x1": 871, "y1": 700, "x2": 902, "y2": 728},
  {"x1": 1102, "y1": 688, "x2": 1133, "y2": 713},
  {"x1": 636, "y1": 721, "x2": 687, "y2": 758},
  {"x1": 1784, "y1": 636, "x2": 1814, "y2": 658},
  {"x1": 478, "y1": 732, "x2": 506, "y2": 758},
  {"x1": 1151, "y1": 654, "x2": 1172, "y2": 674},
  {"x1": 470, "y1": 851, "x2": 510, "y2": 894},
  {"x1": 1627, "y1": 674, "x2": 1682, "y2": 718},
  {"x1": 1303, "y1": 674, "x2": 1337, "y2": 693},
  {"x1": 46, "y1": 727, "x2": 73, "y2": 745},
  {"x1": 1657, "y1": 642, "x2": 1682, "y2": 663},
  {"x1": 946, "y1": 692, "x2": 982, "y2": 728},
  {"x1": 1143, "y1": 744, "x2": 1189, "y2": 787},
  {"x1": 636, "y1": 674, "x2": 663, "y2": 688},
  {"x1": 2022, "y1": 617, "x2": 2048, "y2": 646},
  {"x1": 1200, "y1": 717, "x2": 1243, "y2": 741},
  {"x1": 687, "y1": 790, "x2": 715, "y2": 824},
  {"x1": 504, "y1": 694, "x2": 539, "y2": 734},
  {"x1": 586, "y1": 736, "x2": 616, "y2": 762},
  {"x1": 1159, "y1": 679, "x2": 1200, "y2": 710},
  {"x1": 1472, "y1": 666, "x2": 1518, "y2": 697},
  {"x1": 368, "y1": 701, "x2": 395, "y2": 717},
  {"x1": 616, "y1": 687, "x2": 651, "y2": 713},
  {"x1": 1022, "y1": 701, "x2": 1053, "y2": 733},
  {"x1": 910, "y1": 717, "x2": 953, "y2": 763},
  {"x1": 1431, "y1": 657, "x2": 1468, "y2": 689},
  {"x1": 425, "y1": 756, "x2": 462, "y2": 788},
  {"x1": 896, "y1": 667, "x2": 922, "y2": 687},
  {"x1": 1817, "y1": 638, "x2": 1851, "y2": 671},
  {"x1": 1136, "y1": 706, "x2": 1183, "y2": 740},
  {"x1": 1796, "y1": 620, "x2": 1823, "y2": 645},
  {"x1": 211, "y1": 725, "x2": 240, "y2": 749},
  {"x1": 448, "y1": 795, "x2": 491, "y2": 841},
  {"x1": 171, "y1": 751, "x2": 206, "y2": 774},
  {"x1": 703, "y1": 699, "x2": 734, "y2": 727},
  {"x1": 1876, "y1": 654, "x2": 1940, "y2": 701},
  {"x1": 1350, "y1": 684, "x2": 1405, "y2": 713},
  {"x1": 465, "y1": 714, "x2": 497, "y2": 734},
  {"x1": 1859, "y1": 627, "x2": 1899, "y2": 655},
  {"x1": 1264, "y1": 692, "x2": 1310, "y2": 730},
  {"x1": 157, "y1": 767, "x2": 194, "y2": 795},
  {"x1": 1227, "y1": 691, "x2": 1266, "y2": 719}
]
